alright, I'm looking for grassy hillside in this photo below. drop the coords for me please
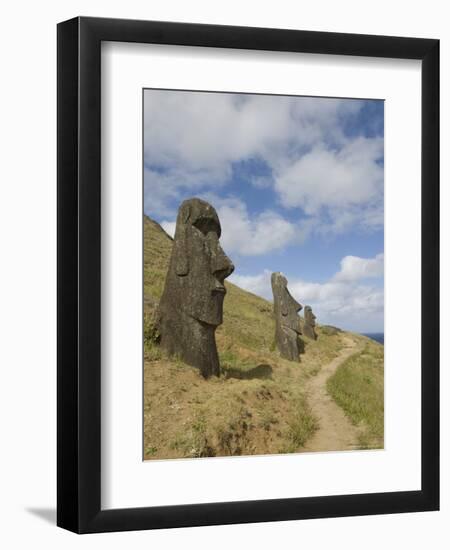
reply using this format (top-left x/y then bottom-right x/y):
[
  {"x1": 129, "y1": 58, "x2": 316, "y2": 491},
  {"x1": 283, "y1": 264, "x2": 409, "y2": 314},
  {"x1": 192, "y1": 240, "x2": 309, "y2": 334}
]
[{"x1": 143, "y1": 215, "x2": 383, "y2": 459}]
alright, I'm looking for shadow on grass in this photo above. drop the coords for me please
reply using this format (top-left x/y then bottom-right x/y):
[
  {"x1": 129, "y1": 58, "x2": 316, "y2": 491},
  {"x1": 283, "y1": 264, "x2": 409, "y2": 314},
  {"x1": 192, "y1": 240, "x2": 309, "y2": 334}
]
[{"x1": 222, "y1": 363, "x2": 273, "y2": 380}]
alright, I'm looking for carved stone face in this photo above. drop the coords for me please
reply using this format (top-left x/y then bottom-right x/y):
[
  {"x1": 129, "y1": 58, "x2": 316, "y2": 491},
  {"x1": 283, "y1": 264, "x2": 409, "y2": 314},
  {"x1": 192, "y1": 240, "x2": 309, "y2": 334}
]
[
  {"x1": 304, "y1": 306, "x2": 316, "y2": 327},
  {"x1": 271, "y1": 272, "x2": 303, "y2": 361},
  {"x1": 282, "y1": 288, "x2": 303, "y2": 333},
  {"x1": 271, "y1": 272, "x2": 302, "y2": 334},
  {"x1": 158, "y1": 198, "x2": 234, "y2": 377},
  {"x1": 172, "y1": 198, "x2": 234, "y2": 326}
]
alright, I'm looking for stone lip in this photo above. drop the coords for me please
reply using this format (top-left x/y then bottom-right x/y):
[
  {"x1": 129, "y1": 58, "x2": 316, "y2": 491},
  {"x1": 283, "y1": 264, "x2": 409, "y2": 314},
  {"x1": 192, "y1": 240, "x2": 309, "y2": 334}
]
[
  {"x1": 157, "y1": 198, "x2": 234, "y2": 378},
  {"x1": 271, "y1": 272, "x2": 303, "y2": 362}
]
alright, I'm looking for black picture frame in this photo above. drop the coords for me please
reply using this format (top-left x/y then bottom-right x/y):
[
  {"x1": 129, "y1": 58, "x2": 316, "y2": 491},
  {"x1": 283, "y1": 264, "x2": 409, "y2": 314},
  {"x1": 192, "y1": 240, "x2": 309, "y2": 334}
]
[{"x1": 57, "y1": 16, "x2": 439, "y2": 534}]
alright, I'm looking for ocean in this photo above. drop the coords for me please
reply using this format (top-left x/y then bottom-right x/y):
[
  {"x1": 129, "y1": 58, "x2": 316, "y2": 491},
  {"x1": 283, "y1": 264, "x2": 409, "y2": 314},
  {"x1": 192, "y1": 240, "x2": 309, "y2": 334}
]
[{"x1": 362, "y1": 333, "x2": 384, "y2": 345}]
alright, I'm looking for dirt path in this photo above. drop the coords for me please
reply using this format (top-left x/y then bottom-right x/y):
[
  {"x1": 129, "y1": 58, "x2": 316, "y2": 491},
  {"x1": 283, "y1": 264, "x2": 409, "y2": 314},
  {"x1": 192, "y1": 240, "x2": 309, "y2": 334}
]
[{"x1": 301, "y1": 336, "x2": 363, "y2": 453}]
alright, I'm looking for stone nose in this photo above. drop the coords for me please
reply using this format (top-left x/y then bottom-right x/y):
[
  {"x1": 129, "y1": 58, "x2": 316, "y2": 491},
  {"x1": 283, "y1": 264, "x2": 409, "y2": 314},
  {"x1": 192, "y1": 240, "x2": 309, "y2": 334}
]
[{"x1": 212, "y1": 246, "x2": 234, "y2": 282}]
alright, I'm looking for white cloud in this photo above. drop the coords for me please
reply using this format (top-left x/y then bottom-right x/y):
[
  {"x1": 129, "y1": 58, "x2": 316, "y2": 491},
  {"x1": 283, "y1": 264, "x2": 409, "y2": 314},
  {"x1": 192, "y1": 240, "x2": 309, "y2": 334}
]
[
  {"x1": 229, "y1": 270, "x2": 272, "y2": 297},
  {"x1": 144, "y1": 92, "x2": 348, "y2": 174},
  {"x1": 143, "y1": 90, "x2": 383, "y2": 241},
  {"x1": 274, "y1": 137, "x2": 384, "y2": 234},
  {"x1": 159, "y1": 198, "x2": 297, "y2": 256},
  {"x1": 229, "y1": 253, "x2": 384, "y2": 332},
  {"x1": 276, "y1": 138, "x2": 383, "y2": 213},
  {"x1": 217, "y1": 199, "x2": 296, "y2": 256},
  {"x1": 288, "y1": 279, "x2": 383, "y2": 319},
  {"x1": 144, "y1": 166, "x2": 231, "y2": 218},
  {"x1": 333, "y1": 253, "x2": 384, "y2": 282}
]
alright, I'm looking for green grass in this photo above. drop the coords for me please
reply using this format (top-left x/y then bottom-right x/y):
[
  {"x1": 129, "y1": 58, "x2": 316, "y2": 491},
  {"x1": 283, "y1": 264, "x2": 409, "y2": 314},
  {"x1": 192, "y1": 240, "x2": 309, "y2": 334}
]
[
  {"x1": 283, "y1": 397, "x2": 319, "y2": 452},
  {"x1": 327, "y1": 341, "x2": 384, "y2": 449}
]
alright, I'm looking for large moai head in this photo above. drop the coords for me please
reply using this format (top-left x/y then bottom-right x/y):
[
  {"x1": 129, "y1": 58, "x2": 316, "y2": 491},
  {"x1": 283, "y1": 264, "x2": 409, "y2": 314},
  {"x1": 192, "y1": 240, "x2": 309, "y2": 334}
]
[
  {"x1": 303, "y1": 305, "x2": 317, "y2": 340},
  {"x1": 158, "y1": 198, "x2": 234, "y2": 377},
  {"x1": 271, "y1": 272, "x2": 303, "y2": 361}
]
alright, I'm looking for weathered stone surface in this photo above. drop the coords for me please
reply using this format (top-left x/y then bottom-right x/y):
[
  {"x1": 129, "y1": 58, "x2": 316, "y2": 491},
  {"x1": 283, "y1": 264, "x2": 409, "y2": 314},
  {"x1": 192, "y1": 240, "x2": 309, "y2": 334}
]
[
  {"x1": 271, "y1": 272, "x2": 302, "y2": 361},
  {"x1": 157, "y1": 198, "x2": 234, "y2": 378},
  {"x1": 303, "y1": 305, "x2": 317, "y2": 340}
]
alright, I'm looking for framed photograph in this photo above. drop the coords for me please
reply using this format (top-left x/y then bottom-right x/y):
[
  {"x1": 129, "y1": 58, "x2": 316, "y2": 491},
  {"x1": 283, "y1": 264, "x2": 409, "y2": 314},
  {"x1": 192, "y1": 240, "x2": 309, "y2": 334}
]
[{"x1": 57, "y1": 17, "x2": 439, "y2": 533}]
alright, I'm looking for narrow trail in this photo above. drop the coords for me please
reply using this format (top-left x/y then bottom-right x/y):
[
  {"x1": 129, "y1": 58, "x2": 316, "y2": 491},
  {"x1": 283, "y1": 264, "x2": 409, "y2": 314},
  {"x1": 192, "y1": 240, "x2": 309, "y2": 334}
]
[{"x1": 302, "y1": 336, "x2": 363, "y2": 453}]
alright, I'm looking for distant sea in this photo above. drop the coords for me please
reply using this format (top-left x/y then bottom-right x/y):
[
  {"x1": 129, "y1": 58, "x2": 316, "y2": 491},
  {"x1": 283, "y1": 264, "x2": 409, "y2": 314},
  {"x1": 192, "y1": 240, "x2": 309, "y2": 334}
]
[{"x1": 362, "y1": 333, "x2": 384, "y2": 345}]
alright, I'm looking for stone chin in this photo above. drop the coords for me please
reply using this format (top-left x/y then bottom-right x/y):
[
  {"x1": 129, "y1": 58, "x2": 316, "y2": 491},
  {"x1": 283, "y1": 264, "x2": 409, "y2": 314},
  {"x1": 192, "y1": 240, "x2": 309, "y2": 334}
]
[
  {"x1": 282, "y1": 321, "x2": 302, "y2": 335},
  {"x1": 189, "y1": 289, "x2": 226, "y2": 326}
]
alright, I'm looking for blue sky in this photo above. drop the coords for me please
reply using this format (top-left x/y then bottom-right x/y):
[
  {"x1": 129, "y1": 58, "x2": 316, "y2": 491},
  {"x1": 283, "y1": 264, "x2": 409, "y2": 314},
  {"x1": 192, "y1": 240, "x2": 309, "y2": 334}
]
[{"x1": 143, "y1": 89, "x2": 384, "y2": 333}]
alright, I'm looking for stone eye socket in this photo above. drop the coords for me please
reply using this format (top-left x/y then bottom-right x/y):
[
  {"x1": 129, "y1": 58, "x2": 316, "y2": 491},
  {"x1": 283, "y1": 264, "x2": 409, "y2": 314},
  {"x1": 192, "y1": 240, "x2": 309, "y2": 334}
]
[{"x1": 193, "y1": 217, "x2": 219, "y2": 237}]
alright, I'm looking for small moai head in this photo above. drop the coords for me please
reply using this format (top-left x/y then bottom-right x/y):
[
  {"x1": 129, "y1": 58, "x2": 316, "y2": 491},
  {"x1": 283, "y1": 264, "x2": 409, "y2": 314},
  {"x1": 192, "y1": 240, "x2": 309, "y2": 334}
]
[
  {"x1": 169, "y1": 198, "x2": 234, "y2": 326},
  {"x1": 304, "y1": 305, "x2": 316, "y2": 327},
  {"x1": 271, "y1": 272, "x2": 302, "y2": 361},
  {"x1": 303, "y1": 305, "x2": 317, "y2": 341},
  {"x1": 271, "y1": 272, "x2": 303, "y2": 333}
]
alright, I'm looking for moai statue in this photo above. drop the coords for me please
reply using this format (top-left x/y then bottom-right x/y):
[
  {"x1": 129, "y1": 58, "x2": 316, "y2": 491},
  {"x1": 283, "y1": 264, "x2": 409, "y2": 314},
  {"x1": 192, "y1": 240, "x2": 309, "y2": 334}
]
[
  {"x1": 303, "y1": 306, "x2": 317, "y2": 340},
  {"x1": 157, "y1": 198, "x2": 234, "y2": 378},
  {"x1": 271, "y1": 272, "x2": 303, "y2": 361}
]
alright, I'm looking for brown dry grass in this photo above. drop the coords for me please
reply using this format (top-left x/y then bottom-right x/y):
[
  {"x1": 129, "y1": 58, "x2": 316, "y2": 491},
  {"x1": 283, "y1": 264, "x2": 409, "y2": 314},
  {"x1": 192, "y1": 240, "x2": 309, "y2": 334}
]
[{"x1": 143, "y1": 329, "x2": 346, "y2": 459}]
